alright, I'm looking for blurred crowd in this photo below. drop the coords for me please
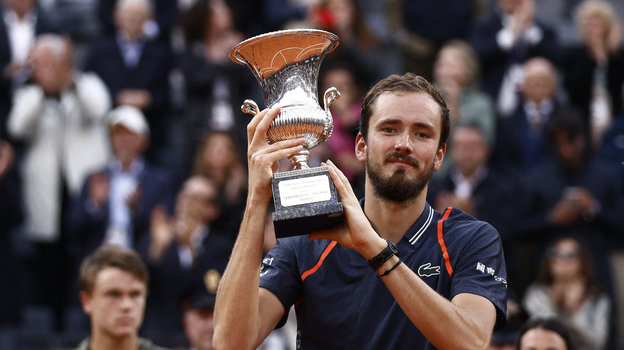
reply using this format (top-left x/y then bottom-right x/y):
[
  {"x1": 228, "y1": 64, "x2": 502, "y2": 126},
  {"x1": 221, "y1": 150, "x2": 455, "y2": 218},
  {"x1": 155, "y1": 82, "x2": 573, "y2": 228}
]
[{"x1": 1, "y1": 0, "x2": 624, "y2": 349}]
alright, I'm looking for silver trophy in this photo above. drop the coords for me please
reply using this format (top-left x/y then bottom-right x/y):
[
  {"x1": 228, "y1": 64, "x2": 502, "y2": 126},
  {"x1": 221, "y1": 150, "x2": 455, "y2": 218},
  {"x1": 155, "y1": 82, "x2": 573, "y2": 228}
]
[{"x1": 229, "y1": 29, "x2": 344, "y2": 238}]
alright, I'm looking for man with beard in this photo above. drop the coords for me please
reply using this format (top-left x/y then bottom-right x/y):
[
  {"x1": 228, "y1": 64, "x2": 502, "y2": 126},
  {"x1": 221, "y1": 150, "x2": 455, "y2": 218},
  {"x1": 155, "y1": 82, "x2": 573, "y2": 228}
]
[{"x1": 213, "y1": 73, "x2": 508, "y2": 349}]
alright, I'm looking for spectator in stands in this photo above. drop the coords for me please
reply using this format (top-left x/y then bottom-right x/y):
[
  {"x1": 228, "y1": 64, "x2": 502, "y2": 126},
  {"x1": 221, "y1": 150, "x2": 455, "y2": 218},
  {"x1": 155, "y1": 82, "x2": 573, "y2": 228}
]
[
  {"x1": 322, "y1": 0, "x2": 402, "y2": 87},
  {"x1": 470, "y1": 0, "x2": 560, "y2": 117},
  {"x1": 493, "y1": 57, "x2": 562, "y2": 176},
  {"x1": 513, "y1": 106, "x2": 624, "y2": 299},
  {"x1": 523, "y1": 234, "x2": 611, "y2": 350},
  {"x1": 84, "y1": 0, "x2": 173, "y2": 166},
  {"x1": 67, "y1": 105, "x2": 174, "y2": 261},
  {"x1": 562, "y1": 0, "x2": 624, "y2": 149},
  {"x1": 432, "y1": 39, "x2": 496, "y2": 177},
  {"x1": 387, "y1": 0, "x2": 480, "y2": 80},
  {"x1": 96, "y1": 0, "x2": 177, "y2": 43},
  {"x1": 0, "y1": 0, "x2": 54, "y2": 138},
  {"x1": 516, "y1": 317, "x2": 575, "y2": 350},
  {"x1": 192, "y1": 131, "x2": 247, "y2": 237},
  {"x1": 138, "y1": 175, "x2": 233, "y2": 342},
  {"x1": 319, "y1": 62, "x2": 365, "y2": 190},
  {"x1": 7, "y1": 33, "x2": 111, "y2": 330},
  {"x1": 176, "y1": 0, "x2": 260, "y2": 165},
  {"x1": 180, "y1": 284, "x2": 218, "y2": 350},
  {"x1": 75, "y1": 245, "x2": 169, "y2": 350}
]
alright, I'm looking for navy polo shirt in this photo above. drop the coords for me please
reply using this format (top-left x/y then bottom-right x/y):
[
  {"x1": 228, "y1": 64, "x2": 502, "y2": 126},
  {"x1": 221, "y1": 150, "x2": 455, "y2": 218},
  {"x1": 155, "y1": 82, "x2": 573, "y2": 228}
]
[{"x1": 260, "y1": 202, "x2": 508, "y2": 350}]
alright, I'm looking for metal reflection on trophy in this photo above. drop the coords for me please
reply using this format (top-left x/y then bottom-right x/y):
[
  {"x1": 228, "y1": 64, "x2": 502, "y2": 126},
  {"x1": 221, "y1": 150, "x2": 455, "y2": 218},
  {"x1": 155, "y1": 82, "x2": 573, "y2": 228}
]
[{"x1": 229, "y1": 29, "x2": 344, "y2": 238}]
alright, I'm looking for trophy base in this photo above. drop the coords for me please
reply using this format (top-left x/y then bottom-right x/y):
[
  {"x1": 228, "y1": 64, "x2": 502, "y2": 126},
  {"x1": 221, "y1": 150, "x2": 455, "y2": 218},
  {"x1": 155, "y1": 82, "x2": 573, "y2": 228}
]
[{"x1": 272, "y1": 166, "x2": 344, "y2": 238}]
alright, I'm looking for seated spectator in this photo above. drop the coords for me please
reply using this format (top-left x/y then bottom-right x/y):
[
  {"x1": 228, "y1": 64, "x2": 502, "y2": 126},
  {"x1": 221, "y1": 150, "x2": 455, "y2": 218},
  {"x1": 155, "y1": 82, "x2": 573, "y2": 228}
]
[
  {"x1": 493, "y1": 57, "x2": 563, "y2": 177},
  {"x1": 562, "y1": 0, "x2": 624, "y2": 148},
  {"x1": 523, "y1": 235, "x2": 611, "y2": 350},
  {"x1": 180, "y1": 283, "x2": 217, "y2": 350},
  {"x1": 75, "y1": 245, "x2": 169, "y2": 350},
  {"x1": 516, "y1": 317, "x2": 575, "y2": 350},
  {"x1": 513, "y1": 106, "x2": 624, "y2": 300},
  {"x1": 138, "y1": 175, "x2": 233, "y2": 341},
  {"x1": 84, "y1": 0, "x2": 173, "y2": 165},
  {"x1": 67, "y1": 105, "x2": 174, "y2": 260},
  {"x1": 432, "y1": 39, "x2": 496, "y2": 177},
  {"x1": 7, "y1": 33, "x2": 111, "y2": 329},
  {"x1": 192, "y1": 131, "x2": 247, "y2": 237}
]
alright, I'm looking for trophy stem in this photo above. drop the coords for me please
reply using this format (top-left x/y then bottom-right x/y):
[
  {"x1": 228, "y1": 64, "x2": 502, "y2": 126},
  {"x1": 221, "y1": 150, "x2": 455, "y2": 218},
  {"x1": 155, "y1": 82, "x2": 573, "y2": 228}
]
[{"x1": 289, "y1": 150, "x2": 310, "y2": 169}]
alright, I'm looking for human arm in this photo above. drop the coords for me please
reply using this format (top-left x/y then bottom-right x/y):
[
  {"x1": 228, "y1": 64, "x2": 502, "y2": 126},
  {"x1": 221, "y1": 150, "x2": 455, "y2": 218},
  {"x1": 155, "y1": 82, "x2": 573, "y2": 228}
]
[
  {"x1": 213, "y1": 105, "x2": 305, "y2": 349},
  {"x1": 6, "y1": 85, "x2": 46, "y2": 140},
  {"x1": 311, "y1": 160, "x2": 499, "y2": 349}
]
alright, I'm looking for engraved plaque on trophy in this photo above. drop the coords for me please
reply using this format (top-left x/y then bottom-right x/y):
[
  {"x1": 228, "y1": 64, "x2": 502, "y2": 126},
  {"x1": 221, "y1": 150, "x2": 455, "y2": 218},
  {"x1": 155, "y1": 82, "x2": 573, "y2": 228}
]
[{"x1": 229, "y1": 29, "x2": 344, "y2": 238}]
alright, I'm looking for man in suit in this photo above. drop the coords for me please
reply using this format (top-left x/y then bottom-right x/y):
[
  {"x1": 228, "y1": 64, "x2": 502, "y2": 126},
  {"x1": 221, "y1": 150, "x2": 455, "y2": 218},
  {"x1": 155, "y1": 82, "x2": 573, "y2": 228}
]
[
  {"x1": 0, "y1": 0, "x2": 53, "y2": 138},
  {"x1": 493, "y1": 57, "x2": 562, "y2": 177},
  {"x1": 84, "y1": 0, "x2": 173, "y2": 164},
  {"x1": 67, "y1": 105, "x2": 174, "y2": 261},
  {"x1": 470, "y1": 0, "x2": 560, "y2": 116},
  {"x1": 138, "y1": 175, "x2": 234, "y2": 344}
]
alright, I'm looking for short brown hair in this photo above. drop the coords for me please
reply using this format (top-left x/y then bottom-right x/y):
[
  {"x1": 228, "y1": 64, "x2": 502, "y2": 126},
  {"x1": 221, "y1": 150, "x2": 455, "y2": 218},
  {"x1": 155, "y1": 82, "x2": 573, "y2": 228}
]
[
  {"x1": 79, "y1": 245, "x2": 149, "y2": 295},
  {"x1": 359, "y1": 73, "x2": 450, "y2": 148}
]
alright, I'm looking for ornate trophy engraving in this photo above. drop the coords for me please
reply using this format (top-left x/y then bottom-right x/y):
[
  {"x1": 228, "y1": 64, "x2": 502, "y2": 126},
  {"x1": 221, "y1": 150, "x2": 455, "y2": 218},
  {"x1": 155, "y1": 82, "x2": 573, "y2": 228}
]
[{"x1": 229, "y1": 29, "x2": 344, "y2": 238}]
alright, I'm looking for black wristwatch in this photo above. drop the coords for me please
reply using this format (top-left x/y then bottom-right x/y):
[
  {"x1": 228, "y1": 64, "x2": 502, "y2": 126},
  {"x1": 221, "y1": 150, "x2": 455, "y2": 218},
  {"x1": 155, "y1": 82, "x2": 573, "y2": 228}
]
[{"x1": 368, "y1": 240, "x2": 400, "y2": 271}]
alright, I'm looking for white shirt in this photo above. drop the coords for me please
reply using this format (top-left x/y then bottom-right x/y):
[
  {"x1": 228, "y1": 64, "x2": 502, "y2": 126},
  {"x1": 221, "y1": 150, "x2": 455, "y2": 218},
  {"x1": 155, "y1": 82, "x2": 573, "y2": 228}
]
[
  {"x1": 3, "y1": 10, "x2": 36, "y2": 63},
  {"x1": 105, "y1": 159, "x2": 144, "y2": 248}
]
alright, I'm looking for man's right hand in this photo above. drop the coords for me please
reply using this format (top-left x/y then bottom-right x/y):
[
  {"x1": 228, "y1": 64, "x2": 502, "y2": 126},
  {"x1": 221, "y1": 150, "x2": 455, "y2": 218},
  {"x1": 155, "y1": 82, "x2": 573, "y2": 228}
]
[{"x1": 245, "y1": 104, "x2": 305, "y2": 203}]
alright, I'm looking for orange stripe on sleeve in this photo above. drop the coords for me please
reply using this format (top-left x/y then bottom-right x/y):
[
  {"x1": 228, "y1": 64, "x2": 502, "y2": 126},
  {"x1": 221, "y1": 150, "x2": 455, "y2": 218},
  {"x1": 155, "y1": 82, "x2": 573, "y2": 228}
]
[
  {"x1": 437, "y1": 207, "x2": 454, "y2": 278},
  {"x1": 301, "y1": 240, "x2": 338, "y2": 281}
]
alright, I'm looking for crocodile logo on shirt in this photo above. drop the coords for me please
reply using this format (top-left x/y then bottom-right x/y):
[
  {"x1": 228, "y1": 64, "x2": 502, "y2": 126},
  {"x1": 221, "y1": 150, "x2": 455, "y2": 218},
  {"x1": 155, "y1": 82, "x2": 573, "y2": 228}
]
[{"x1": 418, "y1": 263, "x2": 441, "y2": 277}]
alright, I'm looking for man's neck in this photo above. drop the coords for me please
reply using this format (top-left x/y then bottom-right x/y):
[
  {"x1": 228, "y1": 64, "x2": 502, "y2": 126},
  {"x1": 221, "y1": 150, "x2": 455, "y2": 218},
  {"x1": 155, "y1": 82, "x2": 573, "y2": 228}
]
[
  {"x1": 363, "y1": 180, "x2": 427, "y2": 243},
  {"x1": 89, "y1": 333, "x2": 138, "y2": 350}
]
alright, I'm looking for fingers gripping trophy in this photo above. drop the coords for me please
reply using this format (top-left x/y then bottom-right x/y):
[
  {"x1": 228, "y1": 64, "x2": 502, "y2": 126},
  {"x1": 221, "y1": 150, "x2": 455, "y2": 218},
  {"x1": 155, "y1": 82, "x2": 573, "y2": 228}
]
[{"x1": 229, "y1": 29, "x2": 344, "y2": 238}]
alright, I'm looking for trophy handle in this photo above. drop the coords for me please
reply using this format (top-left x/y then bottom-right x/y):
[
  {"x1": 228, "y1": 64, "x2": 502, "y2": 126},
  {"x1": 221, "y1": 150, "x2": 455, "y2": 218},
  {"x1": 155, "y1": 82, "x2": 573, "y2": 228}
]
[
  {"x1": 241, "y1": 99, "x2": 259, "y2": 115},
  {"x1": 323, "y1": 87, "x2": 340, "y2": 111}
]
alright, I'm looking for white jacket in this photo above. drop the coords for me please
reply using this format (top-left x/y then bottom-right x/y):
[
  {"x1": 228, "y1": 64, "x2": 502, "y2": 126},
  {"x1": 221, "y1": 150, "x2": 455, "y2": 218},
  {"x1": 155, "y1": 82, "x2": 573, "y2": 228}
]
[{"x1": 8, "y1": 72, "x2": 111, "y2": 242}]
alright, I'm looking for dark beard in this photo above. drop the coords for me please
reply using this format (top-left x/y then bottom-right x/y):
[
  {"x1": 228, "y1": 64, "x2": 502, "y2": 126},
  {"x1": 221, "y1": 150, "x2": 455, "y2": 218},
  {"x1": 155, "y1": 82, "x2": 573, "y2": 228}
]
[{"x1": 366, "y1": 152, "x2": 434, "y2": 203}]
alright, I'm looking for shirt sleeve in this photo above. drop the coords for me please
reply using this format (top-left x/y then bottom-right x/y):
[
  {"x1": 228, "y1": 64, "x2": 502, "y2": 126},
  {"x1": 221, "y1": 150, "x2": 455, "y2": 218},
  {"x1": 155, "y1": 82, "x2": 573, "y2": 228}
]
[
  {"x1": 259, "y1": 237, "x2": 304, "y2": 313},
  {"x1": 448, "y1": 219, "x2": 508, "y2": 326}
]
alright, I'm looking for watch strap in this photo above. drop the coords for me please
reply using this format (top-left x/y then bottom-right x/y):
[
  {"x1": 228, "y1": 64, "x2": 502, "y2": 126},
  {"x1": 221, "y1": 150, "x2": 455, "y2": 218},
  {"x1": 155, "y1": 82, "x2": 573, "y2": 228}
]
[{"x1": 368, "y1": 240, "x2": 400, "y2": 271}]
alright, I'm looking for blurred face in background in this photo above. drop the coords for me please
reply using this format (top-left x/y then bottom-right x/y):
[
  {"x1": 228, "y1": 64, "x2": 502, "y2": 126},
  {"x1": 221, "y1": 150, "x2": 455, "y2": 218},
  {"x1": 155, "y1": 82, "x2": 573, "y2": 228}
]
[
  {"x1": 548, "y1": 238, "x2": 582, "y2": 280},
  {"x1": 519, "y1": 328, "x2": 567, "y2": 350},
  {"x1": 522, "y1": 58, "x2": 557, "y2": 104},
  {"x1": 434, "y1": 46, "x2": 469, "y2": 88},
  {"x1": 450, "y1": 126, "x2": 489, "y2": 177},
  {"x1": 183, "y1": 307, "x2": 215, "y2": 350},
  {"x1": 114, "y1": 0, "x2": 152, "y2": 40},
  {"x1": 109, "y1": 125, "x2": 148, "y2": 166}
]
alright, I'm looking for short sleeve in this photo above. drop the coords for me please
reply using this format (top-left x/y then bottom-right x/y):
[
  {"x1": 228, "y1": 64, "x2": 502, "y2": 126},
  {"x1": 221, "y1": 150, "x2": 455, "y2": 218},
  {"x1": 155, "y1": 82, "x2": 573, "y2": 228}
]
[
  {"x1": 449, "y1": 221, "x2": 508, "y2": 326},
  {"x1": 259, "y1": 237, "x2": 304, "y2": 313}
]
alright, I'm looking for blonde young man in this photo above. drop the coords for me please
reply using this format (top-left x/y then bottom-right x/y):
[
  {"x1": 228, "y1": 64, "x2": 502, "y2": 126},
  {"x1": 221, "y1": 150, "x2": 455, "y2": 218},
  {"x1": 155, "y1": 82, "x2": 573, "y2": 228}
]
[{"x1": 76, "y1": 245, "x2": 169, "y2": 350}]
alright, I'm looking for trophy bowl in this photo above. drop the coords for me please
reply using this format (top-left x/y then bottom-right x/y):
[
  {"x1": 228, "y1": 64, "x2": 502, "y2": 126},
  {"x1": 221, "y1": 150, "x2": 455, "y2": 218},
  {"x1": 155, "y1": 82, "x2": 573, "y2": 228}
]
[
  {"x1": 229, "y1": 28, "x2": 340, "y2": 169},
  {"x1": 229, "y1": 29, "x2": 344, "y2": 238}
]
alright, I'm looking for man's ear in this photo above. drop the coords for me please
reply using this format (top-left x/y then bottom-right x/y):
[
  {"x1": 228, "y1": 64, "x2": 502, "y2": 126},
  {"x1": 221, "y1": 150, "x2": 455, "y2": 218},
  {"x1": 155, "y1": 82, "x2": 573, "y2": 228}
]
[
  {"x1": 433, "y1": 143, "x2": 446, "y2": 171},
  {"x1": 80, "y1": 290, "x2": 93, "y2": 316},
  {"x1": 355, "y1": 133, "x2": 367, "y2": 162}
]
